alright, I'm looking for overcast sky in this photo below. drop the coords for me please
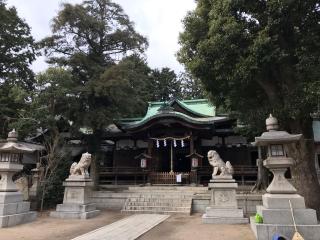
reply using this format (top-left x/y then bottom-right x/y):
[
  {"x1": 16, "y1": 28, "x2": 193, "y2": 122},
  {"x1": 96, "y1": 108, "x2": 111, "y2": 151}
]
[{"x1": 6, "y1": 0, "x2": 196, "y2": 73}]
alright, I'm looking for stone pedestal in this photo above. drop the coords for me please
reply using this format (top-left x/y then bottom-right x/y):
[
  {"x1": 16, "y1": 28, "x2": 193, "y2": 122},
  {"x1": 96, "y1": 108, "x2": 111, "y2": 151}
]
[
  {"x1": 0, "y1": 163, "x2": 37, "y2": 227},
  {"x1": 250, "y1": 193, "x2": 320, "y2": 240},
  {"x1": 202, "y1": 176, "x2": 248, "y2": 224},
  {"x1": 50, "y1": 176, "x2": 100, "y2": 219}
]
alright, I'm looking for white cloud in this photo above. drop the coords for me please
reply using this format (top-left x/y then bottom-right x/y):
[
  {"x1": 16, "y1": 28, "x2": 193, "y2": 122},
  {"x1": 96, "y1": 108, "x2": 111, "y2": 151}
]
[{"x1": 6, "y1": 0, "x2": 196, "y2": 73}]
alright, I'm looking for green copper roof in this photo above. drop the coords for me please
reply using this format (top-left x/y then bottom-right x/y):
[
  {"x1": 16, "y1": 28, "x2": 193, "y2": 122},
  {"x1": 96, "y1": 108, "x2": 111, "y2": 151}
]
[
  {"x1": 142, "y1": 99, "x2": 215, "y2": 121},
  {"x1": 116, "y1": 99, "x2": 226, "y2": 131}
]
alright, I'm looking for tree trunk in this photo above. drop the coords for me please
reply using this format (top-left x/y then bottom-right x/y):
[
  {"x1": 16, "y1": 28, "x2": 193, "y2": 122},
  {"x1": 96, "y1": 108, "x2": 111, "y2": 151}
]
[
  {"x1": 86, "y1": 130, "x2": 103, "y2": 190},
  {"x1": 251, "y1": 158, "x2": 268, "y2": 192},
  {"x1": 288, "y1": 118, "x2": 320, "y2": 217}
]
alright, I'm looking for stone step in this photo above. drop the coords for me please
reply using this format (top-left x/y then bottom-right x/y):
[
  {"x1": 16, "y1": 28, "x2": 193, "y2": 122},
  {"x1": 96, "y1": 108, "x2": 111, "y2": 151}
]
[
  {"x1": 127, "y1": 197, "x2": 192, "y2": 202},
  {"x1": 125, "y1": 194, "x2": 194, "y2": 199},
  {"x1": 121, "y1": 209, "x2": 190, "y2": 215},
  {"x1": 128, "y1": 186, "x2": 208, "y2": 191},
  {"x1": 126, "y1": 202, "x2": 191, "y2": 207},
  {"x1": 123, "y1": 205, "x2": 190, "y2": 211},
  {"x1": 56, "y1": 203, "x2": 97, "y2": 213},
  {"x1": 50, "y1": 209, "x2": 100, "y2": 219}
]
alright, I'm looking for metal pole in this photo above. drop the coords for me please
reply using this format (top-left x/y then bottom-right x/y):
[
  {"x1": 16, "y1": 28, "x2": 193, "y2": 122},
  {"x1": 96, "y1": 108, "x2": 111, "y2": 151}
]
[{"x1": 170, "y1": 140, "x2": 173, "y2": 173}]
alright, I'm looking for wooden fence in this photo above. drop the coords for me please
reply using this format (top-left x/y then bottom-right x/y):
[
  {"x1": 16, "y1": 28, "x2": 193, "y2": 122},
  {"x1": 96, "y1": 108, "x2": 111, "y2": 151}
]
[
  {"x1": 150, "y1": 172, "x2": 196, "y2": 185},
  {"x1": 98, "y1": 165, "x2": 257, "y2": 185}
]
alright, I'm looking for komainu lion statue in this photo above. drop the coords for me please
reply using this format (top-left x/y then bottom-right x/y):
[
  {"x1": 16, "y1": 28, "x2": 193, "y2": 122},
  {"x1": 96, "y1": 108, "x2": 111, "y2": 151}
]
[
  {"x1": 70, "y1": 152, "x2": 92, "y2": 176},
  {"x1": 207, "y1": 150, "x2": 233, "y2": 177}
]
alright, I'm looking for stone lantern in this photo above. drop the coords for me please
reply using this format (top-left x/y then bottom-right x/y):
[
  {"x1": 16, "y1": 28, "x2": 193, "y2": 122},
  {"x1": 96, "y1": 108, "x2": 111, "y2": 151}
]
[
  {"x1": 255, "y1": 114, "x2": 301, "y2": 194},
  {"x1": 250, "y1": 115, "x2": 320, "y2": 240},
  {"x1": 0, "y1": 129, "x2": 37, "y2": 227}
]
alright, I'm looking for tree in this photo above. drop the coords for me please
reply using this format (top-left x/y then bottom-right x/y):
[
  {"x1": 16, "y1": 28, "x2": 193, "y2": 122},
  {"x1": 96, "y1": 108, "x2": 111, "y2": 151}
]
[
  {"x1": 0, "y1": 0, "x2": 36, "y2": 137},
  {"x1": 98, "y1": 54, "x2": 152, "y2": 117},
  {"x1": 40, "y1": 0, "x2": 148, "y2": 187},
  {"x1": 11, "y1": 67, "x2": 77, "y2": 210},
  {"x1": 179, "y1": 71, "x2": 205, "y2": 100},
  {"x1": 149, "y1": 67, "x2": 181, "y2": 101},
  {"x1": 178, "y1": 0, "x2": 320, "y2": 211},
  {"x1": 41, "y1": 0, "x2": 148, "y2": 130}
]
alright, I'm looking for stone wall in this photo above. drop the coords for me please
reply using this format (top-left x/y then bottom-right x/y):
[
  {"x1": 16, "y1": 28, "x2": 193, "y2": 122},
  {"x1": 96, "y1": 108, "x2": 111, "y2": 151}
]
[
  {"x1": 192, "y1": 194, "x2": 262, "y2": 216},
  {"x1": 91, "y1": 191, "x2": 262, "y2": 216}
]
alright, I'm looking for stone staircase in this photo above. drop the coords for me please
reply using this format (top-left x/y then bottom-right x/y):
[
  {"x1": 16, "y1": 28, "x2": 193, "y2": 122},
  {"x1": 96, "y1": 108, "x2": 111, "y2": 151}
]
[{"x1": 121, "y1": 186, "x2": 207, "y2": 215}]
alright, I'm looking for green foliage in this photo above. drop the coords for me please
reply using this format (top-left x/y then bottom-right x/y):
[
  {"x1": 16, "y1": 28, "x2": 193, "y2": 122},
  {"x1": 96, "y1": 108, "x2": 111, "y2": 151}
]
[
  {"x1": 39, "y1": 154, "x2": 72, "y2": 209},
  {"x1": 149, "y1": 67, "x2": 181, "y2": 101},
  {"x1": 40, "y1": 0, "x2": 148, "y2": 130},
  {"x1": 179, "y1": 71, "x2": 205, "y2": 100},
  {"x1": 98, "y1": 54, "x2": 152, "y2": 118},
  {"x1": 178, "y1": 0, "x2": 320, "y2": 132},
  {"x1": 0, "y1": 1, "x2": 36, "y2": 88},
  {"x1": 0, "y1": 1, "x2": 36, "y2": 138}
]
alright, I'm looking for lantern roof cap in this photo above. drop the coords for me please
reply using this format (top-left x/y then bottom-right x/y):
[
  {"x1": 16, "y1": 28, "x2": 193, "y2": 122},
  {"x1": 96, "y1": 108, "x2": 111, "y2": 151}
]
[
  {"x1": 134, "y1": 153, "x2": 152, "y2": 159},
  {"x1": 253, "y1": 115, "x2": 302, "y2": 146},
  {"x1": 254, "y1": 131, "x2": 302, "y2": 146},
  {"x1": 0, "y1": 130, "x2": 35, "y2": 153},
  {"x1": 266, "y1": 114, "x2": 279, "y2": 131},
  {"x1": 186, "y1": 151, "x2": 204, "y2": 158}
]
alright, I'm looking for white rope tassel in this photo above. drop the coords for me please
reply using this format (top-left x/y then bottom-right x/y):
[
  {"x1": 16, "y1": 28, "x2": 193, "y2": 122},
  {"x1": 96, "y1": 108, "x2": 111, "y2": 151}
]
[
  {"x1": 156, "y1": 139, "x2": 160, "y2": 148},
  {"x1": 181, "y1": 139, "x2": 184, "y2": 147},
  {"x1": 164, "y1": 139, "x2": 167, "y2": 147},
  {"x1": 173, "y1": 139, "x2": 177, "y2": 147}
]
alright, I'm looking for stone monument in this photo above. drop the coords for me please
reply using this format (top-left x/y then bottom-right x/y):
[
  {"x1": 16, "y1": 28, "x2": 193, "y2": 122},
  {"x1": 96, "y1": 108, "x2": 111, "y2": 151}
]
[
  {"x1": 202, "y1": 150, "x2": 248, "y2": 224},
  {"x1": 50, "y1": 152, "x2": 100, "y2": 219},
  {"x1": 0, "y1": 130, "x2": 37, "y2": 227},
  {"x1": 250, "y1": 114, "x2": 320, "y2": 240}
]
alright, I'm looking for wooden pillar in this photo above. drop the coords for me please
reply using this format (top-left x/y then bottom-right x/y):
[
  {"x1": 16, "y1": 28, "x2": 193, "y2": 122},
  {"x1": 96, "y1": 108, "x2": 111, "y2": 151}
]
[
  {"x1": 147, "y1": 138, "x2": 153, "y2": 170},
  {"x1": 190, "y1": 134, "x2": 194, "y2": 154},
  {"x1": 170, "y1": 140, "x2": 173, "y2": 173},
  {"x1": 189, "y1": 133, "x2": 194, "y2": 169}
]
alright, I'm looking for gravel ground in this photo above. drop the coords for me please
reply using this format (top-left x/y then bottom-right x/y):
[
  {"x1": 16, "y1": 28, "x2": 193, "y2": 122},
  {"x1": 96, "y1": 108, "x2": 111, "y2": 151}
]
[
  {"x1": 0, "y1": 211, "x2": 255, "y2": 240},
  {"x1": 138, "y1": 214, "x2": 256, "y2": 240}
]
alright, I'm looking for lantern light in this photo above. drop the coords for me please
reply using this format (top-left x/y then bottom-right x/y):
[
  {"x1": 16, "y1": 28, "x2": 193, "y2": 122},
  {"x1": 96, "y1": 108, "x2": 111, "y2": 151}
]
[
  {"x1": 191, "y1": 157, "x2": 198, "y2": 168},
  {"x1": 140, "y1": 158, "x2": 147, "y2": 168}
]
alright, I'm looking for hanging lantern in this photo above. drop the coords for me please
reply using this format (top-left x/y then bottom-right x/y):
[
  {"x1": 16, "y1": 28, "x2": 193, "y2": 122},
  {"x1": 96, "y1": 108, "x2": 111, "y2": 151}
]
[
  {"x1": 164, "y1": 139, "x2": 167, "y2": 147},
  {"x1": 140, "y1": 158, "x2": 147, "y2": 168},
  {"x1": 156, "y1": 139, "x2": 160, "y2": 148},
  {"x1": 181, "y1": 139, "x2": 184, "y2": 147},
  {"x1": 191, "y1": 157, "x2": 198, "y2": 168},
  {"x1": 173, "y1": 139, "x2": 177, "y2": 147}
]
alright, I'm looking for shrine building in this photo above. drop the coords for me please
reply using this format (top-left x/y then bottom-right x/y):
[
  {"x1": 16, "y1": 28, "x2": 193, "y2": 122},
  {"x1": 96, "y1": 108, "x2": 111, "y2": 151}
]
[{"x1": 99, "y1": 99, "x2": 258, "y2": 185}]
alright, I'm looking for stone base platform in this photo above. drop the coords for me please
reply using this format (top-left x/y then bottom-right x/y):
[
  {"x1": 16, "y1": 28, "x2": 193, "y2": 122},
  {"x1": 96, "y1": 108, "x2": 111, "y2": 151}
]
[
  {"x1": 0, "y1": 192, "x2": 37, "y2": 228},
  {"x1": 250, "y1": 216, "x2": 320, "y2": 240},
  {"x1": 50, "y1": 203, "x2": 100, "y2": 219},
  {"x1": 202, "y1": 207, "x2": 248, "y2": 224},
  {"x1": 0, "y1": 211, "x2": 37, "y2": 228},
  {"x1": 202, "y1": 215, "x2": 249, "y2": 224}
]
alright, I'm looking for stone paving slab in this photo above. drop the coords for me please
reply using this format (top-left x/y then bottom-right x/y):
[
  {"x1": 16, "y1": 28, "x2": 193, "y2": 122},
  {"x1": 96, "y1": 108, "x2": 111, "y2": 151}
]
[{"x1": 71, "y1": 214, "x2": 170, "y2": 240}]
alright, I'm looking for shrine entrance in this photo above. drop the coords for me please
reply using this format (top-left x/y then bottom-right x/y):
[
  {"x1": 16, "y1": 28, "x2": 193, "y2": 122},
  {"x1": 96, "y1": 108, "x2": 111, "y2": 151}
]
[{"x1": 152, "y1": 137, "x2": 191, "y2": 173}]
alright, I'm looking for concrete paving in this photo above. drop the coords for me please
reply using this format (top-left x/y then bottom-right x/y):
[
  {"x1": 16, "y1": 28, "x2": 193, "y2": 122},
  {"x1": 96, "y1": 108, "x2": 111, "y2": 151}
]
[{"x1": 71, "y1": 214, "x2": 170, "y2": 240}]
